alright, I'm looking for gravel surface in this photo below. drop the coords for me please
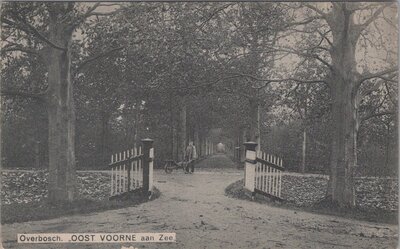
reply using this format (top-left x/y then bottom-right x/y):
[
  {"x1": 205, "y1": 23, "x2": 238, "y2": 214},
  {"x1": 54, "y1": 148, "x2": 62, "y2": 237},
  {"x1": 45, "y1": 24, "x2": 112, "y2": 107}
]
[{"x1": 2, "y1": 155, "x2": 398, "y2": 249}]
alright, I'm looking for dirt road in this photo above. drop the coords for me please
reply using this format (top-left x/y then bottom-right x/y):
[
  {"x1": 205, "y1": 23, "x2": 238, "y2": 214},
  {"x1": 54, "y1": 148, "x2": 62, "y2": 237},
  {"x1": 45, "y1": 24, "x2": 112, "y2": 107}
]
[{"x1": 1, "y1": 155, "x2": 398, "y2": 249}]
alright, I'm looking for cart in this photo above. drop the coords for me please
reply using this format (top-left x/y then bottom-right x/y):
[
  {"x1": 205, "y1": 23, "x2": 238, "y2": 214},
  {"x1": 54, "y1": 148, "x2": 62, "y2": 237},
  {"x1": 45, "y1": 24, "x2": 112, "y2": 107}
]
[{"x1": 164, "y1": 159, "x2": 194, "y2": 174}]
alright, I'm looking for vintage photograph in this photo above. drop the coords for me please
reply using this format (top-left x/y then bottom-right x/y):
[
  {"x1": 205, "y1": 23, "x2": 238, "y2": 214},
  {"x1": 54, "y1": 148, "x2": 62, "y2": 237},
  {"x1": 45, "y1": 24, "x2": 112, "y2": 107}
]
[{"x1": 0, "y1": 1, "x2": 398, "y2": 248}]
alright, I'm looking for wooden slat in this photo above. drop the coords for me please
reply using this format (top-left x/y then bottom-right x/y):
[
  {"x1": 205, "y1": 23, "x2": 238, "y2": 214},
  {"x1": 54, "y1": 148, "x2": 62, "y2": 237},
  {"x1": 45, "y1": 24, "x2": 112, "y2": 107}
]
[
  {"x1": 118, "y1": 165, "x2": 121, "y2": 194},
  {"x1": 139, "y1": 146, "x2": 142, "y2": 186},
  {"x1": 123, "y1": 164, "x2": 126, "y2": 192},
  {"x1": 268, "y1": 166, "x2": 272, "y2": 194},
  {"x1": 271, "y1": 168, "x2": 274, "y2": 195},
  {"x1": 109, "y1": 143, "x2": 154, "y2": 197},
  {"x1": 108, "y1": 154, "x2": 144, "y2": 168},
  {"x1": 262, "y1": 163, "x2": 265, "y2": 192},
  {"x1": 278, "y1": 170, "x2": 282, "y2": 197},
  {"x1": 261, "y1": 152, "x2": 265, "y2": 192},
  {"x1": 131, "y1": 158, "x2": 134, "y2": 190},
  {"x1": 115, "y1": 165, "x2": 118, "y2": 195},
  {"x1": 251, "y1": 150, "x2": 284, "y2": 199},
  {"x1": 135, "y1": 146, "x2": 139, "y2": 188},
  {"x1": 111, "y1": 155, "x2": 114, "y2": 196},
  {"x1": 111, "y1": 167, "x2": 114, "y2": 196},
  {"x1": 122, "y1": 152, "x2": 126, "y2": 192},
  {"x1": 256, "y1": 157, "x2": 285, "y2": 171},
  {"x1": 274, "y1": 168, "x2": 277, "y2": 196}
]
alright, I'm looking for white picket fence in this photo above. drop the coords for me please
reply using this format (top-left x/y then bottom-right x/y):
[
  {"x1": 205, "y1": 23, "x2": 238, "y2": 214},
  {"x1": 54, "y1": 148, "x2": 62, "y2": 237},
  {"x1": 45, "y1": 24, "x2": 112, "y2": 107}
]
[
  {"x1": 254, "y1": 151, "x2": 284, "y2": 199},
  {"x1": 244, "y1": 143, "x2": 284, "y2": 200},
  {"x1": 109, "y1": 139, "x2": 154, "y2": 199},
  {"x1": 110, "y1": 147, "x2": 143, "y2": 197}
]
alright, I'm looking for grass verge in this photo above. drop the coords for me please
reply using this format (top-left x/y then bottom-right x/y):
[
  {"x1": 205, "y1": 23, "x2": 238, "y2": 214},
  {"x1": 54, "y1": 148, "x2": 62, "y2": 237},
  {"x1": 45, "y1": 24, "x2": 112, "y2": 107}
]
[
  {"x1": 1, "y1": 187, "x2": 160, "y2": 224},
  {"x1": 225, "y1": 179, "x2": 397, "y2": 224}
]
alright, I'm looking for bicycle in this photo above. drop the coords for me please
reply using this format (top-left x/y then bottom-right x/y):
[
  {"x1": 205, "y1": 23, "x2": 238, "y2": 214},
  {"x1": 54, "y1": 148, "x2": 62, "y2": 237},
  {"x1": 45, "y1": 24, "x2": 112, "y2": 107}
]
[{"x1": 164, "y1": 159, "x2": 194, "y2": 174}]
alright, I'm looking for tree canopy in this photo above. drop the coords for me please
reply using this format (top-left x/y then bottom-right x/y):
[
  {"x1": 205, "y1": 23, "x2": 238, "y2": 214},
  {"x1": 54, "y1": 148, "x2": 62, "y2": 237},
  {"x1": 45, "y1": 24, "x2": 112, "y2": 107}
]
[{"x1": 1, "y1": 2, "x2": 397, "y2": 206}]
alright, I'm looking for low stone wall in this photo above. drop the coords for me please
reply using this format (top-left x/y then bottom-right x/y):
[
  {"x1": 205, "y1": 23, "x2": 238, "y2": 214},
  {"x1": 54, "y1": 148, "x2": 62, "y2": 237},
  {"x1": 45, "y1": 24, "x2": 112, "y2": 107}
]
[
  {"x1": 281, "y1": 174, "x2": 398, "y2": 211},
  {"x1": 1, "y1": 171, "x2": 110, "y2": 205}
]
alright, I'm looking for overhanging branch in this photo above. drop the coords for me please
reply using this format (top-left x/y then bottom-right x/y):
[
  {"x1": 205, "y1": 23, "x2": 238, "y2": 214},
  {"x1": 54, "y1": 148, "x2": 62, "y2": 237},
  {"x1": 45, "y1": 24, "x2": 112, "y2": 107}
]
[
  {"x1": 69, "y1": 3, "x2": 101, "y2": 30},
  {"x1": 354, "y1": 3, "x2": 392, "y2": 34},
  {"x1": 361, "y1": 111, "x2": 395, "y2": 123},
  {"x1": 356, "y1": 67, "x2": 398, "y2": 90},
  {"x1": 75, "y1": 46, "x2": 124, "y2": 72},
  {"x1": 266, "y1": 46, "x2": 333, "y2": 71},
  {"x1": 197, "y1": 3, "x2": 236, "y2": 31},
  {"x1": 229, "y1": 72, "x2": 327, "y2": 87},
  {"x1": 3, "y1": 15, "x2": 66, "y2": 51},
  {"x1": 1, "y1": 45, "x2": 44, "y2": 61},
  {"x1": 304, "y1": 3, "x2": 328, "y2": 18}
]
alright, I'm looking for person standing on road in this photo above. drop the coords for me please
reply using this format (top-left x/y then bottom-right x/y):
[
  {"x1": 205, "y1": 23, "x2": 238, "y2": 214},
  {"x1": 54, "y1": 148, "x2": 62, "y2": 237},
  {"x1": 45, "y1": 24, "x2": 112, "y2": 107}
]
[{"x1": 185, "y1": 141, "x2": 196, "y2": 174}]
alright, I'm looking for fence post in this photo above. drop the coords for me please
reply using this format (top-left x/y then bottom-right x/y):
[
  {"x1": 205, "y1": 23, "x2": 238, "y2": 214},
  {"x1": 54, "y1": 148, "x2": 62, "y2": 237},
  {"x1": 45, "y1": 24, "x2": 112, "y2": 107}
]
[
  {"x1": 127, "y1": 150, "x2": 131, "y2": 192},
  {"x1": 244, "y1": 142, "x2": 257, "y2": 195},
  {"x1": 142, "y1": 138, "x2": 154, "y2": 194},
  {"x1": 235, "y1": 146, "x2": 241, "y2": 162},
  {"x1": 206, "y1": 139, "x2": 209, "y2": 156}
]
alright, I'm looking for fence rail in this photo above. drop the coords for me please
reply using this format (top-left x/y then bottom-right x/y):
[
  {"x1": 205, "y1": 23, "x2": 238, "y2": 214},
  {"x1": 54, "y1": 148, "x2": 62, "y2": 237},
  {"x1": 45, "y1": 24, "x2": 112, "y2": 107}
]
[
  {"x1": 109, "y1": 139, "x2": 153, "y2": 199},
  {"x1": 244, "y1": 142, "x2": 284, "y2": 200}
]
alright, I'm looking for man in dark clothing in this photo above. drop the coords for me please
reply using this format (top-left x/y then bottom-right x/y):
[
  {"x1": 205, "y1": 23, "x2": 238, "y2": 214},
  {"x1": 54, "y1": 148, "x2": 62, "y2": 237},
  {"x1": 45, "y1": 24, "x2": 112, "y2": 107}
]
[{"x1": 184, "y1": 141, "x2": 196, "y2": 173}]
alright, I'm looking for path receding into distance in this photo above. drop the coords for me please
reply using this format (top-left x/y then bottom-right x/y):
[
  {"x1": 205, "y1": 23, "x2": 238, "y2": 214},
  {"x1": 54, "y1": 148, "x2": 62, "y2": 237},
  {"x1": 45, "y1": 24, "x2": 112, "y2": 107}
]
[{"x1": 2, "y1": 154, "x2": 398, "y2": 249}]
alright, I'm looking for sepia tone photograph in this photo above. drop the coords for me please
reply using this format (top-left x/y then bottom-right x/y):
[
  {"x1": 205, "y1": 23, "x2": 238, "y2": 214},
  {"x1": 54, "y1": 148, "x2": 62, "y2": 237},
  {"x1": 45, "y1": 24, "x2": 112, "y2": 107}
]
[{"x1": 0, "y1": 1, "x2": 398, "y2": 248}]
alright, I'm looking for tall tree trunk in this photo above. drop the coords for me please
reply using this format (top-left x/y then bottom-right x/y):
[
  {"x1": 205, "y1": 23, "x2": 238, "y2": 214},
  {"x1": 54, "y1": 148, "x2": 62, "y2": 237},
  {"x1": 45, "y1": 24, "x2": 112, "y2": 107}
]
[
  {"x1": 249, "y1": 99, "x2": 261, "y2": 151},
  {"x1": 384, "y1": 122, "x2": 390, "y2": 170},
  {"x1": 300, "y1": 86, "x2": 309, "y2": 174},
  {"x1": 301, "y1": 129, "x2": 307, "y2": 173},
  {"x1": 134, "y1": 101, "x2": 141, "y2": 145},
  {"x1": 205, "y1": 135, "x2": 209, "y2": 156},
  {"x1": 200, "y1": 131, "x2": 205, "y2": 157},
  {"x1": 46, "y1": 20, "x2": 76, "y2": 203},
  {"x1": 201, "y1": 133, "x2": 207, "y2": 157},
  {"x1": 194, "y1": 124, "x2": 199, "y2": 154},
  {"x1": 325, "y1": 4, "x2": 363, "y2": 207},
  {"x1": 241, "y1": 128, "x2": 247, "y2": 162},
  {"x1": 169, "y1": 99, "x2": 175, "y2": 160},
  {"x1": 172, "y1": 126, "x2": 178, "y2": 160},
  {"x1": 328, "y1": 79, "x2": 357, "y2": 207},
  {"x1": 235, "y1": 129, "x2": 240, "y2": 161},
  {"x1": 179, "y1": 102, "x2": 187, "y2": 161},
  {"x1": 99, "y1": 111, "x2": 110, "y2": 167},
  {"x1": 34, "y1": 141, "x2": 41, "y2": 169}
]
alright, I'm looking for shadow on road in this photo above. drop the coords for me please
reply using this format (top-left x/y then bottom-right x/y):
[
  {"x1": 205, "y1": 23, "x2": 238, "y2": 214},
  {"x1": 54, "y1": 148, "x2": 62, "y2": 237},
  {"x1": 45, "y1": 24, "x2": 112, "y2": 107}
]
[{"x1": 195, "y1": 154, "x2": 237, "y2": 169}]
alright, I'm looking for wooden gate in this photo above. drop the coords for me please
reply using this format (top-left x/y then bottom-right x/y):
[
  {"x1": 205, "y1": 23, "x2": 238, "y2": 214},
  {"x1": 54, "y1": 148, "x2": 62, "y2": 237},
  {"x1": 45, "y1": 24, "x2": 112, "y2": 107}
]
[
  {"x1": 244, "y1": 142, "x2": 284, "y2": 200},
  {"x1": 109, "y1": 139, "x2": 154, "y2": 199}
]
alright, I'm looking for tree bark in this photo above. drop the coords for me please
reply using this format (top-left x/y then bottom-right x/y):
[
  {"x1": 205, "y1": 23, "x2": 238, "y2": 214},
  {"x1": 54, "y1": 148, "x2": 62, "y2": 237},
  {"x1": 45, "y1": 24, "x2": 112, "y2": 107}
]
[
  {"x1": 134, "y1": 101, "x2": 141, "y2": 145},
  {"x1": 98, "y1": 111, "x2": 110, "y2": 167},
  {"x1": 46, "y1": 19, "x2": 76, "y2": 203},
  {"x1": 384, "y1": 122, "x2": 390, "y2": 170},
  {"x1": 241, "y1": 128, "x2": 247, "y2": 162},
  {"x1": 328, "y1": 79, "x2": 357, "y2": 207},
  {"x1": 325, "y1": 4, "x2": 360, "y2": 207},
  {"x1": 248, "y1": 98, "x2": 261, "y2": 151},
  {"x1": 179, "y1": 102, "x2": 187, "y2": 161},
  {"x1": 34, "y1": 141, "x2": 41, "y2": 169},
  {"x1": 194, "y1": 124, "x2": 199, "y2": 154},
  {"x1": 201, "y1": 133, "x2": 207, "y2": 157},
  {"x1": 301, "y1": 129, "x2": 307, "y2": 174},
  {"x1": 169, "y1": 100, "x2": 175, "y2": 160}
]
